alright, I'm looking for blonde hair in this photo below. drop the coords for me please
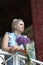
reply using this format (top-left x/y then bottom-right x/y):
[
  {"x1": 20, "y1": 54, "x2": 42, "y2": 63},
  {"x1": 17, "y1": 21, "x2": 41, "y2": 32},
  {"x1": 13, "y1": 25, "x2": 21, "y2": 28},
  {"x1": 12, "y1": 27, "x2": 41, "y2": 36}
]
[{"x1": 12, "y1": 19, "x2": 23, "y2": 31}]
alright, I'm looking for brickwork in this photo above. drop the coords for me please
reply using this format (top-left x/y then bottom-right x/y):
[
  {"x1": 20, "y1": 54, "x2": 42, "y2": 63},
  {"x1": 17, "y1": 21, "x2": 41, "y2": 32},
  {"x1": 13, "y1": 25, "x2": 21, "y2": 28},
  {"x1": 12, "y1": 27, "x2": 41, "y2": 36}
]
[{"x1": 31, "y1": 0, "x2": 43, "y2": 61}]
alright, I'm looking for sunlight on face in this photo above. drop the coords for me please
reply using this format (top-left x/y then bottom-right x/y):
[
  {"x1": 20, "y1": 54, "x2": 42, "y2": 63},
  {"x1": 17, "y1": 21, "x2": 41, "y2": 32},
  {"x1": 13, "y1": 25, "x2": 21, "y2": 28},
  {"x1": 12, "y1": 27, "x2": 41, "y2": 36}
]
[{"x1": 16, "y1": 20, "x2": 25, "y2": 33}]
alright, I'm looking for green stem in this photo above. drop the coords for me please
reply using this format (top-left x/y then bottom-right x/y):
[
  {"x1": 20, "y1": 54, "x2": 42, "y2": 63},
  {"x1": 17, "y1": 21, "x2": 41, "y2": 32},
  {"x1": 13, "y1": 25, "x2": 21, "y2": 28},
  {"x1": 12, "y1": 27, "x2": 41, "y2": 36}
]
[
  {"x1": 26, "y1": 54, "x2": 30, "y2": 62},
  {"x1": 23, "y1": 45, "x2": 30, "y2": 62}
]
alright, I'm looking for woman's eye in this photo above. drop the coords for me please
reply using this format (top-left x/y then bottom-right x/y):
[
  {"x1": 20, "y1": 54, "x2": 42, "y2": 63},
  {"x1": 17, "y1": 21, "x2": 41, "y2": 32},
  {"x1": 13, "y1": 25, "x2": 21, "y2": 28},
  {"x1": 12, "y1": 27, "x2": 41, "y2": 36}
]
[
  {"x1": 20, "y1": 24, "x2": 23, "y2": 25},
  {"x1": 20, "y1": 24, "x2": 24, "y2": 26}
]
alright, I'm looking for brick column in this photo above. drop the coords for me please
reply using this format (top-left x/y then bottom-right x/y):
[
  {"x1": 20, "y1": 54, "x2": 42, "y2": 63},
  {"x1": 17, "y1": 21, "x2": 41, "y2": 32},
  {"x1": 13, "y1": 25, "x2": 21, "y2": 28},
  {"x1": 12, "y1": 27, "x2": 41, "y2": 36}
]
[{"x1": 31, "y1": 0, "x2": 43, "y2": 61}]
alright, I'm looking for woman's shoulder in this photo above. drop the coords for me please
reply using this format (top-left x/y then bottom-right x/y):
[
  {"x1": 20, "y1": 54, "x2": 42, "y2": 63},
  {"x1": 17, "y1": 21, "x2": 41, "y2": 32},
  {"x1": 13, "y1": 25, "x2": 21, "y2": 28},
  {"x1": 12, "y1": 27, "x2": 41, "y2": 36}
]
[
  {"x1": 5, "y1": 31, "x2": 12, "y2": 34},
  {"x1": 5, "y1": 32, "x2": 16, "y2": 38},
  {"x1": 5, "y1": 32, "x2": 13, "y2": 37},
  {"x1": 5, "y1": 32, "x2": 13, "y2": 35}
]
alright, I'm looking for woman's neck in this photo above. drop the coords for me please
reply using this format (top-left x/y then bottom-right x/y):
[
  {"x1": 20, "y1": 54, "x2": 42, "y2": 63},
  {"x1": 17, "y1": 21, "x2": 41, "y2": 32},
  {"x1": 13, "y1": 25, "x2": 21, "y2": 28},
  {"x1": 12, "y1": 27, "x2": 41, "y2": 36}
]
[{"x1": 13, "y1": 30, "x2": 21, "y2": 36}]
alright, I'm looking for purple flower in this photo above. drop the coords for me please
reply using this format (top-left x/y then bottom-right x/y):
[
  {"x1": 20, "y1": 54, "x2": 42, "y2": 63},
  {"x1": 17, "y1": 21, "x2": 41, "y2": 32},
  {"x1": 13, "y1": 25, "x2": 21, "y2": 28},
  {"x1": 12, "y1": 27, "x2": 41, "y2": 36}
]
[
  {"x1": 16, "y1": 36, "x2": 30, "y2": 63},
  {"x1": 16, "y1": 36, "x2": 30, "y2": 45}
]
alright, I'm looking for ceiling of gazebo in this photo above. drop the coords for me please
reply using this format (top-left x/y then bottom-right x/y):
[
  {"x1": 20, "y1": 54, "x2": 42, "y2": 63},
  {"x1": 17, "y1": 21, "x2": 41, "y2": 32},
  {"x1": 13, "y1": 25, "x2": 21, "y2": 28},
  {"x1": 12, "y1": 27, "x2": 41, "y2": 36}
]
[{"x1": 0, "y1": 0, "x2": 32, "y2": 36}]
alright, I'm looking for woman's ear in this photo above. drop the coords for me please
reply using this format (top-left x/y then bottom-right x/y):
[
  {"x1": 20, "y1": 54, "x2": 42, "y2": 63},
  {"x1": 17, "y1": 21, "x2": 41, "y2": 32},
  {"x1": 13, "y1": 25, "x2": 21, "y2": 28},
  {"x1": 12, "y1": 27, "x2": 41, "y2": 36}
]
[{"x1": 13, "y1": 25, "x2": 16, "y2": 29}]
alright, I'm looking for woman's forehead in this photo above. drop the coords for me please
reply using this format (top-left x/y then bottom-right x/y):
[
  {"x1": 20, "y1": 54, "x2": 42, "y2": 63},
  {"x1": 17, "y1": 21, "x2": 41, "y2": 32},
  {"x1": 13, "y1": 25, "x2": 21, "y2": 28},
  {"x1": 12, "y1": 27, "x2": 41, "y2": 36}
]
[{"x1": 18, "y1": 20, "x2": 24, "y2": 24}]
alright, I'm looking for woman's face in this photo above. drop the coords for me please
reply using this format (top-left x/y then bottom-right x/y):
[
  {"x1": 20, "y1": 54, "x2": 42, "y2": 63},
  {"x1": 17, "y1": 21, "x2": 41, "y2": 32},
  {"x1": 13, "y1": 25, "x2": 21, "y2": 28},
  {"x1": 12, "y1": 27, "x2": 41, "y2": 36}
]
[{"x1": 14, "y1": 20, "x2": 25, "y2": 33}]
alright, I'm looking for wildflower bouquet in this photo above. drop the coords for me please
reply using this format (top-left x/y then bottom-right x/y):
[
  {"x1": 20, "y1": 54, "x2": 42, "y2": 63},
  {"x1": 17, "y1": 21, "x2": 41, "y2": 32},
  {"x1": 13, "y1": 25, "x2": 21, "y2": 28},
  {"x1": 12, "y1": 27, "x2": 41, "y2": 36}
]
[{"x1": 16, "y1": 35, "x2": 30, "y2": 64}]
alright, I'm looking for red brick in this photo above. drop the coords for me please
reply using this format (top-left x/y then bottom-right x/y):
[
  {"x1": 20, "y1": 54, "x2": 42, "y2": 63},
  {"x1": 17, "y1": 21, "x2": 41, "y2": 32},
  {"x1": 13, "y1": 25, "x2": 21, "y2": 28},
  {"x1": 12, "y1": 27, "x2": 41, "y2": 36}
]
[{"x1": 31, "y1": 0, "x2": 43, "y2": 61}]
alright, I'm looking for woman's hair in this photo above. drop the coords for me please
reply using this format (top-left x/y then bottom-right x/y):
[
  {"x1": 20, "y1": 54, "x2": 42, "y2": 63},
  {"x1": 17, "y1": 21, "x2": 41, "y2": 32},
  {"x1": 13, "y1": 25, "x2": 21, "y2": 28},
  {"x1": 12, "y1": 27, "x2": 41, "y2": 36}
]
[{"x1": 12, "y1": 18, "x2": 23, "y2": 31}]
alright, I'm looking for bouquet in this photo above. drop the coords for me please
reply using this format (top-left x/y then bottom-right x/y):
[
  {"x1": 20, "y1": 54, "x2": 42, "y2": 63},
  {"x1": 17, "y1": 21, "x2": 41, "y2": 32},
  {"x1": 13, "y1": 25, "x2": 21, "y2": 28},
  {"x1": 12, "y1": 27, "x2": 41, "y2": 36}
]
[{"x1": 16, "y1": 35, "x2": 30, "y2": 64}]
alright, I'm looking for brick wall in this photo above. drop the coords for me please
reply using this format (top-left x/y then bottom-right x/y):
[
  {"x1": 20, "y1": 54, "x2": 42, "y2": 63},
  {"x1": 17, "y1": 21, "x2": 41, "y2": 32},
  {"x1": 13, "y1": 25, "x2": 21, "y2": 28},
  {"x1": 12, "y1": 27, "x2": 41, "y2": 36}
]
[{"x1": 31, "y1": 0, "x2": 43, "y2": 61}]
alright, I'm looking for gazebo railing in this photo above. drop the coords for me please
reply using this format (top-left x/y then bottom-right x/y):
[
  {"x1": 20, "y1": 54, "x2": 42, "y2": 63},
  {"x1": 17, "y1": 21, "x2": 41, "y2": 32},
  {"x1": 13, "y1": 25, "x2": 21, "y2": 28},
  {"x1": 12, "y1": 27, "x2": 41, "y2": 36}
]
[{"x1": 0, "y1": 49, "x2": 43, "y2": 65}]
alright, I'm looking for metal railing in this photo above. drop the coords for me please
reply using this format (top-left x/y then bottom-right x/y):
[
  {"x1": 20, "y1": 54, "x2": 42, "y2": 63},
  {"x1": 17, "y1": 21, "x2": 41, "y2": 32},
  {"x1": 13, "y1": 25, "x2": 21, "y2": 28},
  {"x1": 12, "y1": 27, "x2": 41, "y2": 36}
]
[{"x1": 0, "y1": 49, "x2": 43, "y2": 65}]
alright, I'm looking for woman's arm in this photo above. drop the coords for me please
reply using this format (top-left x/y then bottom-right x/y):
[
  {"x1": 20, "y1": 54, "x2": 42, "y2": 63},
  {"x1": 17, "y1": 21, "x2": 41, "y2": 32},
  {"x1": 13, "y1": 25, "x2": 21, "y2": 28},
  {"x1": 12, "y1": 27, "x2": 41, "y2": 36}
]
[
  {"x1": 9, "y1": 45, "x2": 28, "y2": 55},
  {"x1": 12, "y1": 45, "x2": 28, "y2": 55},
  {"x1": 2, "y1": 33, "x2": 18, "y2": 53},
  {"x1": 2, "y1": 33, "x2": 11, "y2": 52},
  {"x1": 2, "y1": 33, "x2": 28, "y2": 54}
]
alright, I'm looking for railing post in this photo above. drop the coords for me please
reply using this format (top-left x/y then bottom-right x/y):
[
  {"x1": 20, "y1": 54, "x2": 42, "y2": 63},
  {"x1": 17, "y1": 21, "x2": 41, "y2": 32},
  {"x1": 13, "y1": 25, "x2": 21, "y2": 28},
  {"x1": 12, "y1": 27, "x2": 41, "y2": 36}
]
[
  {"x1": 13, "y1": 55, "x2": 15, "y2": 65},
  {"x1": 5, "y1": 63, "x2": 7, "y2": 65},
  {"x1": 16, "y1": 55, "x2": 20, "y2": 65},
  {"x1": 40, "y1": 64, "x2": 43, "y2": 65}
]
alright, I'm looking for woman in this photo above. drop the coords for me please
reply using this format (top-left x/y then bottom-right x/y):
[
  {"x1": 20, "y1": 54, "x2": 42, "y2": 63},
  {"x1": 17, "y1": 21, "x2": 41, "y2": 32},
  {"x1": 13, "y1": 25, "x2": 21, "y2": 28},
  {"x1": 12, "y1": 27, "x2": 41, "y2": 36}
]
[{"x1": 2, "y1": 19, "x2": 28, "y2": 65}]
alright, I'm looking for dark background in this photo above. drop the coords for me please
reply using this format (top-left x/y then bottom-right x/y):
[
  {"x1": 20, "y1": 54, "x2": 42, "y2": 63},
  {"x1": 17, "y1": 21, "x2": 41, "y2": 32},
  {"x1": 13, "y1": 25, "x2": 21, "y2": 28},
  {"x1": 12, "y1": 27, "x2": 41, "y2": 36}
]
[{"x1": 0, "y1": 0, "x2": 32, "y2": 37}]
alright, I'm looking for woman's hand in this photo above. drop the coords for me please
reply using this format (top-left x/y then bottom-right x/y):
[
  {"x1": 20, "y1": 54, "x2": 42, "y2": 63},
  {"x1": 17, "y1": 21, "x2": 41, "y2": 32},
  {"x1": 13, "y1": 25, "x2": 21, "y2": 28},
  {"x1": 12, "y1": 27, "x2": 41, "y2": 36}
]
[
  {"x1": 8, "y1": 46, "x2": 28, "y2": 55},
  {"x1": 18, "y1": 47, "x2": 28, "y2": 55},
  {"x1": 8, "y1": 46, "x2": 17, "y2": 53},
  {"x1": 8, "y1": 46, "x2": 21, "y2": 53}
]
